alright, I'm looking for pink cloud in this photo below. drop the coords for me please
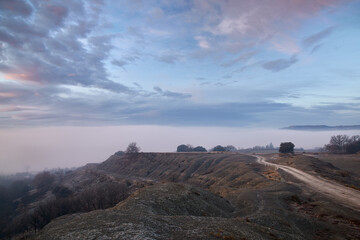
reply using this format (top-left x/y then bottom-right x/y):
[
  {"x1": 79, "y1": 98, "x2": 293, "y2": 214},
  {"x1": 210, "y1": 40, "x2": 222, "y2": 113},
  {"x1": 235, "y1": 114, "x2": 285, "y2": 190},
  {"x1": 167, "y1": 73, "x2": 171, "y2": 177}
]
[
  {"x1": 199, "y1": 0, "x2": 348, "y2": 52},
  {"x1": 0, "y1": 92, "x2": 19, "y2": 99}
]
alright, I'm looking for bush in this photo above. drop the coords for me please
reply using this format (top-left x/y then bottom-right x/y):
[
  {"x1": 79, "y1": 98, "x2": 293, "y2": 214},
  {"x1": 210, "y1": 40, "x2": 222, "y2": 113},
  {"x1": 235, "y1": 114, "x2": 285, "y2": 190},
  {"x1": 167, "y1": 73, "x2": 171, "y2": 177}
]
[
  {"x1": 212, "y1": 145, "x2": 227, "y2": 152},
  {"x1": 193, "y1": 146, "x2": 207, "y2": 152},
  {"x1": 279, "y1": 142, "x2": 295, "y2": 153},
  {"x1": 177, "y1": 144, "x2": 192, "y2": 152},
  {"x1": 177, "y1": 145, "x2": 207, "y2": 152}
]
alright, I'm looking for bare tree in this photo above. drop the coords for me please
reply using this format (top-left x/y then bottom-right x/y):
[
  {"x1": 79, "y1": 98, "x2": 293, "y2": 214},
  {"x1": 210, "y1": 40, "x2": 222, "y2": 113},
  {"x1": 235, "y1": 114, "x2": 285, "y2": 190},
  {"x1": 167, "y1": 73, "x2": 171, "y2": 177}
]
[
  {"x1": 325, "y1": 135, "x2": 350, "y2": 153},
  {"x1": 329, "y1": 135, "x2": 349, "y2": 147},
  {"x1": 325, "y1": 135, "x2": 360, "y2": 154},
  {"x1": 126, "y1": 142, "x2": 141, "y2": 158}
]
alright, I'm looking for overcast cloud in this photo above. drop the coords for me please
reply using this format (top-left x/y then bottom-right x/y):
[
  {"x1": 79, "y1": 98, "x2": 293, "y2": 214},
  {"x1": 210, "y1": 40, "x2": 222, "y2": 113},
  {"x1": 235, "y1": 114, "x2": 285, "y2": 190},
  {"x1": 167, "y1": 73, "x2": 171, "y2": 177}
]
[{"x1": 1, "y1": 0, "x2": 359, "y2": 128}]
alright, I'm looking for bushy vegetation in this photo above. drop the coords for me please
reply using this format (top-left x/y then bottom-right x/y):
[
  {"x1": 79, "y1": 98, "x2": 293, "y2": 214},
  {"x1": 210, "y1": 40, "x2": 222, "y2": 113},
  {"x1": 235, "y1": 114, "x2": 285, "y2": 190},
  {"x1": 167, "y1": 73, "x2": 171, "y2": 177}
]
[
  {"x1": 177, "y1": 144, "x2": 207, "y2": 152},
  {"x1": 211, "y1": 145, "x2": 237, "y2": 152},
  {"x1": 325, "y1": 135, "x2": 360, "y2": 154},
  {"x1": 279, "y1": 142, "x2": 295, "y2": 153},
  {"x1": 193, "y1": 146, "x2": 207, "y2": 152},
  {"x1": 212, "y1": 145, "x2": 227, "y2": 152}
]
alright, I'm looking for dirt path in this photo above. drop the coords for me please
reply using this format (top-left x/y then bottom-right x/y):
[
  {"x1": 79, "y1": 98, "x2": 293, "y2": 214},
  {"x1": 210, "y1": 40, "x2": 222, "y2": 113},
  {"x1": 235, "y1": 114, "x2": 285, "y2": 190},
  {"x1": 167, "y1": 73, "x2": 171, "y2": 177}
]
[{"x1": 254, "y1": 155, "x2": 360, "y2": 211}]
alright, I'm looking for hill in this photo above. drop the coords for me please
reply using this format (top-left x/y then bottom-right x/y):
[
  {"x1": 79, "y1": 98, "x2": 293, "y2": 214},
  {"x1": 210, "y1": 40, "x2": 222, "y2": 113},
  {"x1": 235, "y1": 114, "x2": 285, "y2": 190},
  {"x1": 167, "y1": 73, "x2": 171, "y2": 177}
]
[
  {"x1": 282, "y1": 125, "x2": 360, "y2": 131},
  {"x1": 4, "y1": 152, "x2": 360, "y2": 239},
  {"x1": 30, "y1": 153, "x2": 360, "y2": 239}
]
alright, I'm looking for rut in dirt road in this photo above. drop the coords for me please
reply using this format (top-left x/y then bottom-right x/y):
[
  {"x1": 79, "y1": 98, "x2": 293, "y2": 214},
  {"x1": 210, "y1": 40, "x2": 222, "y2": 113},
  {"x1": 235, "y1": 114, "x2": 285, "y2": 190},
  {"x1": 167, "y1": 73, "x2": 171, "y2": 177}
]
[{"x1": 254, "y1": 155, "x2": 360, "y2": 211}]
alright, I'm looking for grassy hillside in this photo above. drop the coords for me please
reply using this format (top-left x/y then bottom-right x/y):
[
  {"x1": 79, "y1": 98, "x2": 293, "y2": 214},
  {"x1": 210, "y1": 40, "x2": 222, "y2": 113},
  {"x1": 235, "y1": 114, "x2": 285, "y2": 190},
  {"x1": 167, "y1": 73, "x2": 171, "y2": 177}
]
[{"x1": 313, "y1": 154, "x2": 360, "y2": 175}]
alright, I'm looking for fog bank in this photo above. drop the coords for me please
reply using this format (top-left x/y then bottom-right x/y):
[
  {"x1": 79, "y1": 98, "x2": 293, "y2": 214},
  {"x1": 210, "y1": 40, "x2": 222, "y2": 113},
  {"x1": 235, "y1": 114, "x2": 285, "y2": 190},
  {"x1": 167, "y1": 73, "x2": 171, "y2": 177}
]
[{"x1": 1, "y1": 126, "x2": 359, "y2": 174}]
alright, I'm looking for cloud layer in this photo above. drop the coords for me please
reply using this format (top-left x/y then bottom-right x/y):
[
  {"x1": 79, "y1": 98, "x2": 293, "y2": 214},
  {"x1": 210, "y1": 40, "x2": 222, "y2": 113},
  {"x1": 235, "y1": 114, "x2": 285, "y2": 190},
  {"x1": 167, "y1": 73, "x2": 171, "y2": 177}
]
[{"x1": 0, "y1": 0, "x2": 358, "y2": 128}]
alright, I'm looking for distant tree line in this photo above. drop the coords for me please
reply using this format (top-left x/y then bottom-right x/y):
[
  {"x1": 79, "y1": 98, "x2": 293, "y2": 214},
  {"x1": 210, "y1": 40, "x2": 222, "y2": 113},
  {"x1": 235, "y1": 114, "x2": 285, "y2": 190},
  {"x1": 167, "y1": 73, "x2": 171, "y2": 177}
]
[
  {"x1": 176, "y1": 144, "x2": 238, "y2": 152},
  {"x1": 325, "y1": 135, "x2": 360, "y2": 154},
  {"x1": 211, "y1": 145, "x2": 237, "y2": 152},
  {"x1": 177, "y1": 144, "x2": 207, "y2": 152}
]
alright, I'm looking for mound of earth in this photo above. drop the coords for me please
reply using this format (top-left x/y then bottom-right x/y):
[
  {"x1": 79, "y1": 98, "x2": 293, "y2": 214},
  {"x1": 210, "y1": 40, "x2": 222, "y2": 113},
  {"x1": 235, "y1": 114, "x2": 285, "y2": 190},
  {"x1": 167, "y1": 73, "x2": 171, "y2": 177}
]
[
  {"x1": 114, "y1": 183, "x2": 235, "y2": 217},
  {"x1": 33, "y1": 183, "x2": 308, "y2": 240}
]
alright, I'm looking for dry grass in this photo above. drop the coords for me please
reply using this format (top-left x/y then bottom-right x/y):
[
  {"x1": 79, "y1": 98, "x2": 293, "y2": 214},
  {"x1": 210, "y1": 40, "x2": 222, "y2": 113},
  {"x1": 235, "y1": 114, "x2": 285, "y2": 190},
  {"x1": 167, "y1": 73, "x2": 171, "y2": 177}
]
[{"x1": 314, "y1": 154, "x2": 360, "y2": 175}]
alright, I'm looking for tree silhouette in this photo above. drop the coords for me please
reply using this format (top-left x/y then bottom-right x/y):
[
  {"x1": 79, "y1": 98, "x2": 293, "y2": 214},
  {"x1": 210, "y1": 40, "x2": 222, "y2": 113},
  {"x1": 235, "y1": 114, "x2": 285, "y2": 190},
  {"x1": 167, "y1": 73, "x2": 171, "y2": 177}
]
[
  {"x1": 126, "y1": 142, "x2": 140, "y2": 158},
  {"x1": 212, "y1": 145, "x2": 226, "y2": 152},
  {"x1": 279, "y1": 142, "x2": 295, "y2": 153},
  {"x1": 177, "y1": 144, "x2": 192, "y2": 152}
]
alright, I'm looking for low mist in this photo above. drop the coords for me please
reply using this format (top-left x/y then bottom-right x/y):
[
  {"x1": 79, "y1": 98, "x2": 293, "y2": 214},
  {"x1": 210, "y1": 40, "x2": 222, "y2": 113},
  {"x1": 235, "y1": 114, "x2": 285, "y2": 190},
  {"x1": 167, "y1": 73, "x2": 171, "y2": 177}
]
[{"x1": 1, "y1": 126, "x2": 360, "y2": 174}]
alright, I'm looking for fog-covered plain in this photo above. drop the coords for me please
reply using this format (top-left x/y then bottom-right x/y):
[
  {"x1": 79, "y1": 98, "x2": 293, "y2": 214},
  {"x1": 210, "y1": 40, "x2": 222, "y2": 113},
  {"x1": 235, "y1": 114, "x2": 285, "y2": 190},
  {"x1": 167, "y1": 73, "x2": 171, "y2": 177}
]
[{"x1": 1, "y1": 126, "x2": 359, "y2": 174}]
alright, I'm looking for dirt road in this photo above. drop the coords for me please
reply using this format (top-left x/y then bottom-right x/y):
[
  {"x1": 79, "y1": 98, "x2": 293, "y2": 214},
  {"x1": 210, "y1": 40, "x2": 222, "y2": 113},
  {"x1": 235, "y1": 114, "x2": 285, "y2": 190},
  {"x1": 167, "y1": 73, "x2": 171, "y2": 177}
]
[{"x1": 254, "y1": 155, "x2": 360, "y2": 211}]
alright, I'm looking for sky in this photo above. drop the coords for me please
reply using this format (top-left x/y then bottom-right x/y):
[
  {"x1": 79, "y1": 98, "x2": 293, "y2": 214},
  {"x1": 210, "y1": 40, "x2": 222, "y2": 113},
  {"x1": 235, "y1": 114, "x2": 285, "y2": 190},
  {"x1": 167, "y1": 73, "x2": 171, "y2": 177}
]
[{"x1": 1, "y1": 0, "x2": 360, "y2": 173}]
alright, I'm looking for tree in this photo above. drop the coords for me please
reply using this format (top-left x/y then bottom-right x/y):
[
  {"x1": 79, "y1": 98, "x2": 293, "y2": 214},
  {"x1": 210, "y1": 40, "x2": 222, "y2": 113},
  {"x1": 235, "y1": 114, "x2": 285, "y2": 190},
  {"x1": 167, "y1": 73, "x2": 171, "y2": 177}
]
[
  {"x1": 330, "y1": 135, "x2": 350, "y2": 146},
  {"x1": 225, "y1": 145, "x2": 237, "y2": 152},
  {"x1": 279, "y1": 142, "x2": 295, "y2": 153},
  {"x1": 324, "y1": 135, "x2": 360, "y2": 154},
  {"x1": 345, "y1": 141, "x2": 360, "y2": 154},
  {"x1": 126, "y1": 142, "x2": 140, "y2": 156},
  {"x1": 193, "y1": 146, "x2": 207, "y2": 152},
  {"x1": 177, "y1": 144, "x2": 192, "y2": 152},
  {"x1": 326, "y1": 135, "x2": 349, "y2": 153},
  {"x1": 212, "y1": 145, "x2": 227, "y2": 152}
]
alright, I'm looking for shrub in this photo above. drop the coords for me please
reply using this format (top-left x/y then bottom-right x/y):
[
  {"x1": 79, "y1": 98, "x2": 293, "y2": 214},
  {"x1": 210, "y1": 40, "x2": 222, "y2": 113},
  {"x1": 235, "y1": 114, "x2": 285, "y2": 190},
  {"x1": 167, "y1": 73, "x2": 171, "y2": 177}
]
[
  {"x1": 177, "y1": 144, "x2": 192, "y2": 152},
  {"x1": 212, "y1": 145, "x2": 227, "y2": 152},
  {"x1": 193, "y1": 146, "x2": 207, "y2": 152},
  {"x1": 279, "y1": 142, "x2": 295, "y2": 153}
]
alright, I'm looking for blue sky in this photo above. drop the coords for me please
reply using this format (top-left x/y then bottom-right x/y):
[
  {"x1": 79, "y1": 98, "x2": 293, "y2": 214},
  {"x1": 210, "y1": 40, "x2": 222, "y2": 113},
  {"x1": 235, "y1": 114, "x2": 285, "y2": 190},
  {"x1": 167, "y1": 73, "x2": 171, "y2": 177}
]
[
  {"x1": 1, "y1": 0, "x2": 360, "y2": 172},
  {"x1": 0, "y1": 0, "x2": 359, "y2": 128}
]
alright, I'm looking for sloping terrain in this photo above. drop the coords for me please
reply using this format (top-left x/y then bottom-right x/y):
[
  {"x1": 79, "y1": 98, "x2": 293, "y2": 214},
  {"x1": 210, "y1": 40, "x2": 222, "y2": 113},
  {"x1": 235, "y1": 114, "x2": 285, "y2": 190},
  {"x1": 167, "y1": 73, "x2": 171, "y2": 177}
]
[
  {"x1": 257, "y1": 155, "x2": 360, "y2": 210},
  {"x1": 35, "y1": 182, "x2": 312, "y2": 240},
  {"x1": 266, "y1": 154, "x2": 360, "y2": 189},
  {"x1": 33, "y1": 153, "x2": 360, "y2": 239},
  {"x1": 310, "y1": 153, "x2": 360, "y2": 175}
]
